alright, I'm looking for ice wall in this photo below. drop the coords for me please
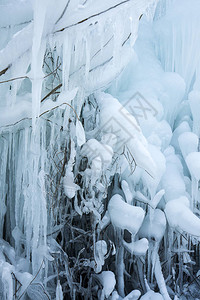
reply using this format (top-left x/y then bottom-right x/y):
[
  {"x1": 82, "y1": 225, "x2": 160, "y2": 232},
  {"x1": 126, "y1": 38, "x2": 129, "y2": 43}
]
[{"x1": 154, "y1": 0, "x2": 200, "y2": 93}]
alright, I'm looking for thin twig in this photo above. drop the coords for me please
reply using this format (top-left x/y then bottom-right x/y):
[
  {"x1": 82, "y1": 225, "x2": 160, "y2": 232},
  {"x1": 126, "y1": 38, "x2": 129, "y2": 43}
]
[
  {"x1": 18, "y1": 259, "x2": 45, "y2": 299},
  {"x1": 55, "y1": 0, "x2": 71, "y2": 24},
  {"x1": 0, "y1": 63, "x2": 61, "y2": 84},
  {"x1": 40, "y1": 102, "x2": 79, "y2": 121},
  {"x1": 41, "y1": 83, "x2": 62, "y2": 102},
  {"x1": 0, "y1": 65, "x2": 10, "y2": 76},
  {"x1": 54, "y1": 0, "x2": 130, "y2": 33},
  {"x1": 0, "y1": 75, "x2": 28, "y2": 84}
]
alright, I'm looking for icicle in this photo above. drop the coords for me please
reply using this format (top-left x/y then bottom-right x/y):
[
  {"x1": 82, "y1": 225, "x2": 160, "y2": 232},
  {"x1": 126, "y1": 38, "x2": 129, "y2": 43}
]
[
  {"x1": 93, "y1": 240, "x2": 107, "y2": 273},
  {"x1": 31, "y1": 0, "x2": 47, "y2": 132},
  {"x1": 154, "y1": 0, "x2": 200, "y2": 92},
  {"x1": 0, "y1": 138, "x2": 8, "y2": 238},
  {"x1": 76, "y1": 119, "x2": 86, "y2": 147},
  {"x1": 112, "y1": 13, "x2": 124, "y2": 67},
  {"x1": 116, "y1": 244, "x2": 125, "y2": 297},
  {"x1": 189, "y1": 90, "x2": 200, "y2": 136},
  {"x1": 56, "y1": 280, "x2": 63, "y2": 300},
  {"x1": 185, "y1": 152, "x2": 200, "y2": 209},
  {"x1": 2, "y1": 262, "x2": 14, "y2": 300},
  {"x1": 129, "y1": 8, "x2": 140, "y2": 49},
  {"x1": 85, "y1": 33, "x2": 91, "y2": 79},
  {"x1": 62, "y1": 33, "x2": 72, "y2": 91},
  {"x1": 154, "y1": 252, "x2": 171, "y2": 300},
  {"x1": 121, "y1": 180, "x2": 132, "y2": 204}
]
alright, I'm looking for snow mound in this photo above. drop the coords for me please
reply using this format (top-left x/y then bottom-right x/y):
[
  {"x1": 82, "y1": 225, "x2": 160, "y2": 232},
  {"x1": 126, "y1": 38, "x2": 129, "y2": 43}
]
[
  {"x1": 178, "y1": 132, "x2": 198, "y2": 158},
  {"x1": 81, "y1": 138, "x2": 113, "y2": 170},
  {"x1": 139, "y1": 209, "x2": 166, "y2": 242},
  {"x1": 165, "y1": 196, "x2": 200, "y2": 236},
  {"x1": 97, "y1": 271, "x2": 116, "y2": 298},
  {"x1": 96, "y1": 92, "x2": 157, "y2": 178},
  {"x1": 108, "y1": 194, "x2": 145, "y2": 235},
  {"x1": 140, "y1": 290, "x2": 164, "y2": 300},
  {"x1": 186, "y1": 152, "x2": 200, "y2": 181},
  {"x1": 123, "y1": 238, "x2": 149, "y2": 256},
  {"x1": 123, "y1": 290, "x2": 141, "y2": 300}
]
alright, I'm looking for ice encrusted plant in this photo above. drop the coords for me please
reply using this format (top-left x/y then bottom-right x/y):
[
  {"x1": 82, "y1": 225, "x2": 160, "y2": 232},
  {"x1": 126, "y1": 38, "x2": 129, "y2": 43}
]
[{"x1": 1, "y1": 0, "x2": 200, "y2": 300}]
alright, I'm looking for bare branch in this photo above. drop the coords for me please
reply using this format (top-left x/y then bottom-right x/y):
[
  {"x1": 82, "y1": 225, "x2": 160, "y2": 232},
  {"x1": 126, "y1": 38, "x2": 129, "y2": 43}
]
[
  {"x1": 0, "y1": 75, "x2": 28, "y2": 84},
  {"x1": 55, "y1": 0, "x2": 71, "y2": 24},
  {"x1": 0, "y1": 65, "x2": 10, "y2": 77},
  {"x1": 41, "y1": 83, "x2": 62, "y2": 102},
  {"x1": 55, "y1": 0, "x2": 131, "y2": 33},
  {"x1": 0, "y1": 63, "x2": 61, "y2": 85}
]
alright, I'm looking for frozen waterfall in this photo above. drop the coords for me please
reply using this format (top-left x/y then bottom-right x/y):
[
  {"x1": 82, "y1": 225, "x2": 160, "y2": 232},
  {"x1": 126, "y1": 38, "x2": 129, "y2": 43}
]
[{"x1": 1, "y1": 0, "x2": 200, "y2": 299}]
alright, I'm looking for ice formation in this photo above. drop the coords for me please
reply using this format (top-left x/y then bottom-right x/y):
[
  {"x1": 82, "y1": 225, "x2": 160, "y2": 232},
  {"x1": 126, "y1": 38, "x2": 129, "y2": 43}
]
[{"x1": 1, "y1": 0, "x2": 200, "y2": 299}]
